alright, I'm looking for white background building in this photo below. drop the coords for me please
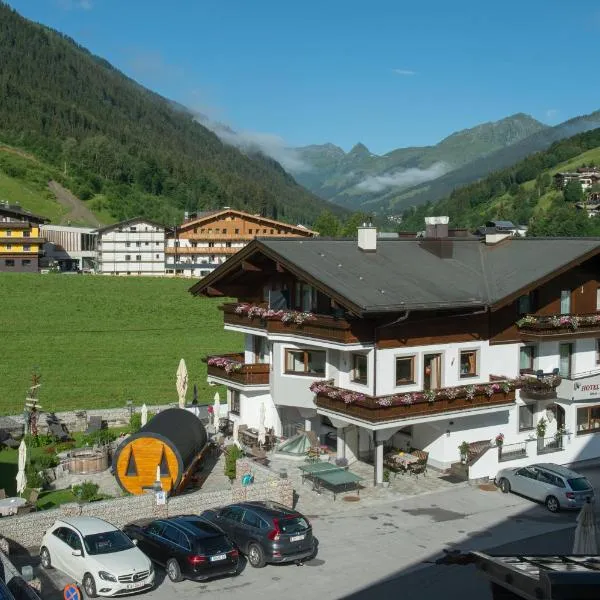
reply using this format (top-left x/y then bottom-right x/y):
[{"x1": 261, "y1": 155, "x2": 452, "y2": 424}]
[{"x1": 96, "y1": 218, "x2": 168, "y2": 276}]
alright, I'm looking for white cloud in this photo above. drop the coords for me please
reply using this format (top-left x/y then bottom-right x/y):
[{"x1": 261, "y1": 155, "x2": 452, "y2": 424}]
[
  {"x1": 195, "y1": 115, "x2": 311, "y2": 173},
  {"x1": 57, "y1": 0, "x2": 93, "y2": 9},
  {"x1": 392, "y1": 68, "x2": 416, "y2": 76},
  {"x1": 356, "y1": 162, "x2": 449, "y2": 193},
  {"x1": 546, "y1": 108, "x2": 560, "y2": 119}
]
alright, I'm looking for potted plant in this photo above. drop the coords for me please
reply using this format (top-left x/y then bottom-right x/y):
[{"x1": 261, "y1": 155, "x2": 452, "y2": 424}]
[
  {"x1": 536, "y1": 417, "x2": 547, "y2": 439},
  {"x1": 459, "y1": 441, "x2": 470, "y2": 464},
  {"x1": 495, "y1": 433, "x2": 504, "y2": 447},
  {"x1": 382, "y1": 470, "x2": 391, "y2": 488}
]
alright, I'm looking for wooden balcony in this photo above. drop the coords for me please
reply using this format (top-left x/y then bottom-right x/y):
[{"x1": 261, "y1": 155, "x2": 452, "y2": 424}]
[
  {"x1": 166, "y1": 246, "x2": 240, "y2": 255},
  {"x1": 312, "y1": 380, "x2": 517, "y2": 424},
  {"x1": 221, "y1": 303, "x2": 371, "y2": 344},
  {"x1": 518, "y1": 372, "x2": 561, "y2": 400},
  {"x1": 517, "y1": 313, "x2": 600, "y2": 340},
  {"x1": 204, "y1": 353, "x2": 270, "y2": 386}
]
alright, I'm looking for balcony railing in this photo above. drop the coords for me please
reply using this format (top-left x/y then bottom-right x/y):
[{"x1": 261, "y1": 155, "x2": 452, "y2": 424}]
[
  {"x1": 221, "y1": 303, "x2": 370, "y2": 344},
  {"x1": 166, "y1": 247, "x2": 240, "y2": 255},
  {"x1": 311, "y1": 379, "x2": 517, "y2": 424},
  {"x1": 498, "y1": 441, "x2": 528, "y2": 462},
  {"x1": 518, "y1": 372, "x2": 562, "y2": 400},
  {"x1": 536, "y1": 435, "x2": 564, "y2": 455},
  {"x1": 204, "y1": 353, "x2": 270, "y2": 386},
  {"x1": 517, "y1": 313, "x2": 600, "y2": 338}
]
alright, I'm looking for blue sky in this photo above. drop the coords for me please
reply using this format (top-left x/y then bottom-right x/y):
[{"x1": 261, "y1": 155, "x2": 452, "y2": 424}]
[{"x1": 6, "y1": 0, "x2": 600, "y2": 155}]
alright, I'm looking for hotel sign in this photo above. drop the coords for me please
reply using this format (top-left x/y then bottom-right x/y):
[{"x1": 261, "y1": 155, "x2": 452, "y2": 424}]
[{"x1": 570, "y1": 374, "x2": 600, "y2": 400}]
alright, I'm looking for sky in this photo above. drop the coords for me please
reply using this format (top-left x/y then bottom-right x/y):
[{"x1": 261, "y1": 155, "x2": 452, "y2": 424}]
[{"x1": 5, "y1": 0, "x2": 600, "y2": 157}]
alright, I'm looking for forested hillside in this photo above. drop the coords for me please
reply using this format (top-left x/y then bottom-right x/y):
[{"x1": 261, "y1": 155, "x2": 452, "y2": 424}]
[
  {"x1": 0, "y1": 2, "x2": 343, "y2": 225},
  {"x1": 400, "y1": 127, "x2": 600, "y2": 237}
]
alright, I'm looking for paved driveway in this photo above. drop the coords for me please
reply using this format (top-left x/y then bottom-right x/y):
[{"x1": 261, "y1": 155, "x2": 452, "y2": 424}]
[{"x1": 31, "y1": 468, "x2": 596, "y2": 600}]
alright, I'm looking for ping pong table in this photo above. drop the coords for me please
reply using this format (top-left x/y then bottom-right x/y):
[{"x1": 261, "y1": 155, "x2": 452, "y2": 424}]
[{"x1": 298, "y1": 461, "x2": 364, "y2": 500}]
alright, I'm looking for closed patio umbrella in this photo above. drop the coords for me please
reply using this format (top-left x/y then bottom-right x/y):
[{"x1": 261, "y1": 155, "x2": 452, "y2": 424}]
[
  {"x1": 573, "y1": 498, "x2": 599, "y2": 554},
  {"x1": 258, "y1": 402, "x2": 266, "y2": 446},
  {"x1": 141, "y1": 404, "x2": 148, "y2": 427},
  {"x1": 233, "y1": 421, "x2": 239, "y2": 443},
  {"x1": 176, "y1": 359, "x2": 188, "y2": 409},
  {"x1": 16, "y1": 439, "x2": 27, "y2": 496},
  {"x1": 213, "y1": 392, "x2": 220, "y2": 426}
]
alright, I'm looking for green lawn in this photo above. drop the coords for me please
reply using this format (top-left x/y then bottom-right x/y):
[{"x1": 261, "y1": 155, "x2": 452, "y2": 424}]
[{"x1": 0, "y1": 274, "x2": 242, "y2": 415}]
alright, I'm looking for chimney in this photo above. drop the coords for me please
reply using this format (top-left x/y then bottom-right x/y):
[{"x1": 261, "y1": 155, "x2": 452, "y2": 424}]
[
  {"x1": 424, "y1": 216, "x2": 449, "y2": 238},
  {"x1": 485, "y1": 232, "x2": 512, "y2": 245},
  {"x1": 357, "y1": 223, "x2": 377, "y2": 252}
]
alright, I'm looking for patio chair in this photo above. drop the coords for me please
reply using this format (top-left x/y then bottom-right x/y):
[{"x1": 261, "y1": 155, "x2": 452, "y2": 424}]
[
  {"x1": 48, "y1": 422, "x2": 70, "y2": 442},
  {"x1": 409, "y1": 448, "x2": 429, "y2": 475},
  {"x1": 0, "y1": 489, "x2": 6, "y2": 500},
  {"x1": 408, "y1": 462, "x2": 427, "y2": 478},
  {"x1": 86, "y1": 416, "x2": 103, "y2": 435}
]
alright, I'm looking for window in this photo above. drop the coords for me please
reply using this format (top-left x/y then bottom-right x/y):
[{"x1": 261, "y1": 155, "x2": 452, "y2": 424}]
[
  {"x1": 248, "y1": 229, "x2": 253, "y2": 234},
  {"x1": 208, "y1": 242, "x2": 215, "y2": 248},
  {"x1": 125, "y1": 255, "x2": 131, "y2": 261},
  {"x1": 597, "y1": 288, "x2": 600, "y2": 311},
  {"x1": 242, "y1": 511, "x2": 268, "y2": 529},
  {"x1": 23, "y1": 245, "x2": 30, "y2": 251},
  {"x1": 145, "y1": 242, "x2": 149, "y2": 246},
  {"x1": 285, "y1": 349, "x2": 326, "y2": 376},
  {"x1": 270, "y1": 229, "x2": 274, "y2": 234},
  {"x1": 226, "y1": 242, "x2": 232, "y2": 248},
  {"x1": 395, "y1": 356, "x2": 415, "y2": 385},
  {"x1": 231, "y1": 390, "x2": 240, "y2": 415},
  {"x1": 220, "y1": 506, "x2": 244, "y2": 523},
  {"x1": 136, "y1": 255, "x2": 142, "y2": 261},
  {"x1": 130, "y1": 226, "x2": 137, "y2": 232},
  {"x1": 136, "y1": 242, "x2": 141, "y2": 247},
  {"x1": 559, "y1": 343, "x2": 573, "y2": 377},
  {"x1": 459, "y1": 350, "x2": 478, "y2": 378},
  {"x1": 222, "y1": 228, "x2": 227, "y2": 234},
  {"x1": 294, "y1": 282, "x2": 316, "y2": 312},
  {"x1": 352, "y1": 354, "x2": 368, "y2": 384},
  {"x1": 4, "y1": 259, "x2": 14, "y2": 267},
  {"x1": 162, "y1": 525, "x2": 190, "y2": 550},
  {"x1": 126, "y1": 242, "x2": 131, "y2": 247},
  {"x1": 520, "y1": 346, "x2": 536, "y2": 372},
  {"x1": 6, "y1": 244, "x2": 11, "y2": 250},
  {"x1": 517, "y1": 294, "x2": 531, "y2": 315},
  {"x1": 23, "y1": 231, "x2": 30, "y2": 237},
  {"x1": 5, "y1": 231, "x2": 11, "y2": 237},
  {"x1": 155, "y1": 254, "x2": 160, "y2": 259},
  {"x1": 235, "y1": 228, "x2": 240, "y2": 234},
  {"x1": 156, "y1": 241, "x2": 160, "y2": 246},
  {"x1": 560, "y1": 290, "x2": 571, "y2": 314},
  {"x1": 577, "y1": 405, "x2": 600, "y2": 434},
  {"x1": 22, "y1": 259, "x2": 31, "y2": 266},
  {"x1": 147, "y1": 522, "x2": 164, "y2": 537},
  {"x1": 263, "y1": 229, "x2": 267, "y2": 234},
  {"x1": 518, "y1": 404, "x2": 534, "y2": 431}
]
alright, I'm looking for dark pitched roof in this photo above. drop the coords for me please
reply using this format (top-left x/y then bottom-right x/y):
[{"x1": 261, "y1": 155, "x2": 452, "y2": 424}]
[
  {"x1": 0, "y1": 203, "x2": 49, "y2": 223},
  {"x1": 191, "y1": 237, "x2": 600, "y2": 314},
  {"x1": 94, "y1": 217, "x2": 170, "y2": 234}
]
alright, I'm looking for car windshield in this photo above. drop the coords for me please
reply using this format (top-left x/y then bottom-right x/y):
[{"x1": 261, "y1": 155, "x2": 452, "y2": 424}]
[
  {"x1": 568, "y1": 477, "x2": 592, "y2": 491},
  {"x1": 279, "y1": 516, "x2": 309, "y2": 534},
  {"x1": 84, "y1": 530, "x2": 135, "y2": 555}
]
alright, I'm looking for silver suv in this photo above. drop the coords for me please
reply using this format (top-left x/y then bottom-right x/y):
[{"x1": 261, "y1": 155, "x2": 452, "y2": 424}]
[{"x1": 495, "y1": 463, "x2": 594, "y2": 512}]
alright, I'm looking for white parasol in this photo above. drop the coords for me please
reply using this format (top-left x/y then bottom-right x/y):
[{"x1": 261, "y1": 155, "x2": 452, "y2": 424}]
[
  {"x1": 233, "y1": 421, "x2": 239, "y2": 443},
  {"x1": 16, "y1": 439, "x2": 27, "y2": 496},
  {"x1": 156, "y1": 464, "x2": 161, "y2": 482},
  {"x1": 258, "y1": 402, "x2": 266, "y2": 446},
  {"x1": 141, "y1": 404, "x2": 148, "y2": 427},
  {"x1": 573, "y1": 498, "x2": 599, "y2": 554},
  {"x1": 176, "y1": 359, "x2": 188, "y2": 409},
  {"x1": 213, "y1": 392, "x2": 220, "y2": 425}
]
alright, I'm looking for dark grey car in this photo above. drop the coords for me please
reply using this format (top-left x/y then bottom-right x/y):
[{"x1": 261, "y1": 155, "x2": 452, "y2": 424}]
[{"x1": 201, "y1": 501, "x2": 318, "y2": 568}]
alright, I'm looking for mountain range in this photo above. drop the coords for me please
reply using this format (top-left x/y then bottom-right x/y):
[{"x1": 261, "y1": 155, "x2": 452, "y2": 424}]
[
  {"x1": 294, "y1": 111, "x2": 600, "y2": 216},
  {"x1": 0, "y1": 2, "x2": 345, "y2": 226}
]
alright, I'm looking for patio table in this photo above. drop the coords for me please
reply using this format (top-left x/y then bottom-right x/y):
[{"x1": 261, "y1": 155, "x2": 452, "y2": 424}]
[
  {"x1": 298, "y1": 462, "x2": 364, "y2": 500},
  {"x1": 0, "y1": 497, "x2": 26, "y2": 516},
  {"x1": 389, "y1": 452, "x2": 419, "y2": 468}
]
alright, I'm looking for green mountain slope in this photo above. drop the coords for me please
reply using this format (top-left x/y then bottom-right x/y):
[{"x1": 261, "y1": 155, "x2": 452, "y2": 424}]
[
  {"x1": 0, "y1": 2, "x2": 344, "y2": 225},
  {"x1": 294, "y1": 114, "x2": 547, "y2": 210},
  {"x1": 400, "y1": 127, "x2": 600, "y2": 236}
]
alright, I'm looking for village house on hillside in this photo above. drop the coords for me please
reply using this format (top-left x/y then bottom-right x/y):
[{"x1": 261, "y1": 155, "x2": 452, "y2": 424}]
[
  {"x1": 0, "y1": 202, "x2": 48, "y2": 272},
  {"x1": 95, "y1": 217, "x2": 169, "y2": 276},
  {"x1": 166, "y1": 208, "x2": 316, "y2": 278},
  {"x1": 554, "y1": 166, "x2": 600, "y2": 190},
  {"x1": 190, "y1": 217, "x2": 600, "y2": 485}
]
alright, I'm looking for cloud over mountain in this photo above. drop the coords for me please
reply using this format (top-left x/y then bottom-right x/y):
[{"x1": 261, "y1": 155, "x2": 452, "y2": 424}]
[{"x1": 355, "y1": 162, "x2": 449, "y2": 192}]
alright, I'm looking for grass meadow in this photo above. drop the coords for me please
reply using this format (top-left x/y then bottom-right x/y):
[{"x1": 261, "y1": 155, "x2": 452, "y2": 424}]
[{"x1": 0, "y1": 274, "x2": 241, "y2": 415}]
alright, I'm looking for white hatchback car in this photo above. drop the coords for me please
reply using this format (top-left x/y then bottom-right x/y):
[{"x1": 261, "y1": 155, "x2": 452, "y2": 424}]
[{"x1": 40, "y1": 516, "x2": 154, "y2": 597}]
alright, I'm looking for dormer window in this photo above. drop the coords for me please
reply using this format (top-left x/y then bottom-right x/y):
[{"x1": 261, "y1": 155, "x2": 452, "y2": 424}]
[{"x1": 130, "y1": 226, "x2": 137, "y2": 232}]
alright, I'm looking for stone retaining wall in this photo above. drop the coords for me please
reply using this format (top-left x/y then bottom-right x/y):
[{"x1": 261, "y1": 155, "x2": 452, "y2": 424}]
[{"x1": 0, "y1": 477, "x2": 293, "y2": 550}]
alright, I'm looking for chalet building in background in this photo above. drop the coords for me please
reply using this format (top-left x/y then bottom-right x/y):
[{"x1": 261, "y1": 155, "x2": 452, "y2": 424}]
[
  {"x1": 191, "y1": 217, "x2": 600, "y2": 486},
  {"x1": 165, "y1": 208, "x2": 316, "y2": 278},
  {"x1": 554, "y1": 166, "x2": 600, "y2": 190},
  {"x1": 95, "y1": 218, "x2": 169, "y2": 276},
  {"x1": 0, "y1": 202, "x2": 48, "y2": 272}
]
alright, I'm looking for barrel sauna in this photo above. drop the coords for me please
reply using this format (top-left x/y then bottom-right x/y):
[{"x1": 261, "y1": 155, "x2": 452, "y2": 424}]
[{"x1": 113, "y1": 408, "x2": 208, "y2": 496}]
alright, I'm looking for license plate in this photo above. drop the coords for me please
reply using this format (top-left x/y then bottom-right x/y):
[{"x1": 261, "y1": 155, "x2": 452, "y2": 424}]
[
  {"x1": 210, "y1": 553, "x2": 226, "y2": 562},
  {"x1": 290, "y1": 535, "x2": 305, "y2": 542},
  {"x1": 126, "y1": 581, "x2": 146, "y2": 590}
]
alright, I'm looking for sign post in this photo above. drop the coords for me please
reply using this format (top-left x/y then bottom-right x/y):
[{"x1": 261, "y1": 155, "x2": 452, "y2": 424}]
[{"x1": 63, "y1": 583, "x2": 82, "y2": 600}]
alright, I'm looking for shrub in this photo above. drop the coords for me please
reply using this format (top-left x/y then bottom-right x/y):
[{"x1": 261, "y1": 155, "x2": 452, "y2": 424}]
[
  {"x1": 129, "y1": 412, "x2": 142, "y2": 433},
  {"x1": 55, "y1": 441, "x2": 76, "y2": 453},
  {"x1": 34, "y1": 454, "x2": 59, "y2": 470},
  {"x1": 25, "y1": 466, "x2": 44, "y2": 489},
  {"x1": 24, "y1": 433, "x2": 55, "y2": 448},
  {"x1": 81, "y1": 429, "x2": 117, "y2": 446},
  {"x1": 224, "y1": 445, "x2": 243, "y2": 481},
  {"x1": 72, "y1": 481, "x2": 100, "y2": 503}
]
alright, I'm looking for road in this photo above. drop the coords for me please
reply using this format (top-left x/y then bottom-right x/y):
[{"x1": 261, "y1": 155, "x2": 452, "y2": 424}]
[{"x1": 35, "y1": 464, "x2": 600, "y2": 600}]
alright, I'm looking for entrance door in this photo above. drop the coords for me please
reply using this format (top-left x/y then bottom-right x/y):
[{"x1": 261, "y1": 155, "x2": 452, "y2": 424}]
[{"x1": 423, "y1": 354, "x2": 442, "y2": 390}]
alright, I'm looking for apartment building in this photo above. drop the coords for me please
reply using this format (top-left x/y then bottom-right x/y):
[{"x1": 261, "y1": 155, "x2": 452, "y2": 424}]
[
  {"x1": 95, "y1": 218, "x2": 168, "y2": 276},
  {"x1": 0, "y1": 203, "x2": 48, "y2": 272},
  {"x1": 190, "y1": 219, "x2": 600, "y2": 485},
  {"x1": 41, "y1": 224, "x2": 98, "y2": 272}
]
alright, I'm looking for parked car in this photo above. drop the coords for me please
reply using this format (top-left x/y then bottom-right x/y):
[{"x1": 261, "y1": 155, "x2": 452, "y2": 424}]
[
  {"x1": 495, "y1": 463, "x2": 595, "y2": 512},
  {"x1": 201, "y1": 501, "x2": 318, "y2": 568},
  {"x1": 40, "y1": 516, "x2": 154, "y2": 598},
  {"x1": 123, "y1": 515, "x2": 239, "y2": 582}
]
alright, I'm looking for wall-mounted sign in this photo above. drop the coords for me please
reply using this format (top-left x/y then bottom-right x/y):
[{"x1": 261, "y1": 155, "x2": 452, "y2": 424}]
[
  {"x1": 155, "y1": 491, "x2": 166, "y2": 505},
  {"x1": 570, "y1": 374, "x2": 600, "y2": 400}
]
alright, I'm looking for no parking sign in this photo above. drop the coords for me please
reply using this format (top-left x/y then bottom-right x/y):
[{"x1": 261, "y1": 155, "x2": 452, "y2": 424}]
[{"x1": 63, "y1": 583, "x2": 82, "y2": 600}]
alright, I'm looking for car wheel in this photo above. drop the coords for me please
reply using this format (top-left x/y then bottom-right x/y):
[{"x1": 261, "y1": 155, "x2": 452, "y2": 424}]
[
  {"x1": 545, "y1": 495, "x2": 560, "y2": 513},
  {"x1": 499, "y1": 478, "x2": 511, "y2": 494},
  {"x1": 166, "y1": 558, "x2": 183, "y2": 583},
  {"x1": 39, "y1": 547, "x2": 52, "y2": 570},
  {"x1": 306, "y1": 538, "x2": 319, "y2": 561},
  {"x1": 247, "y1": 543, "x2": 266, "y2": 568},
  {"x1": 83, "y1": 573, "x2": 97, "y2": 598}
]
